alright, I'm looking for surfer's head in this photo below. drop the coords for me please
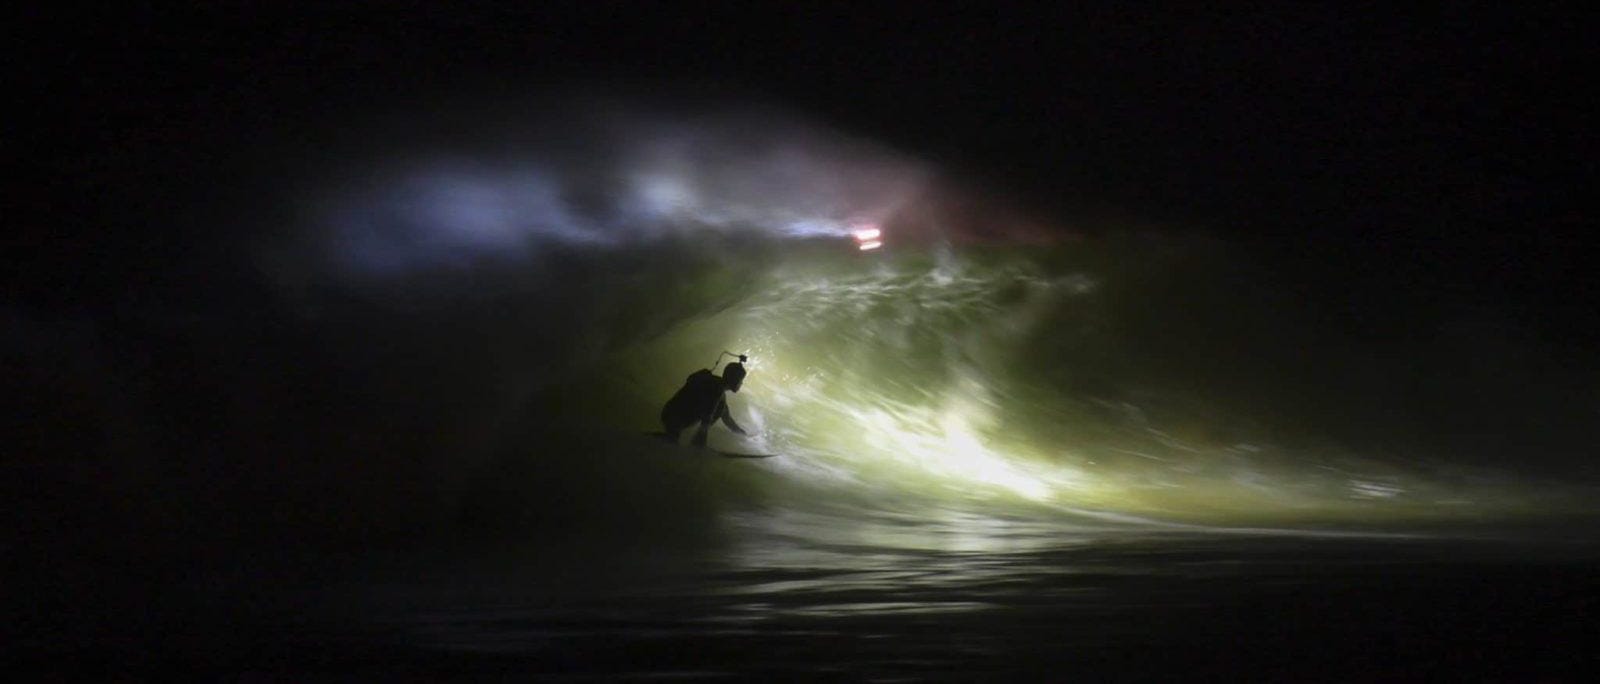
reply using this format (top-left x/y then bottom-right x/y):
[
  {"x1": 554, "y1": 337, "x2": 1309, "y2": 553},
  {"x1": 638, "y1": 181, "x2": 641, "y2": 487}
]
[{"x1": 722, "y1": 362, "x2": 747, "y2": 393}]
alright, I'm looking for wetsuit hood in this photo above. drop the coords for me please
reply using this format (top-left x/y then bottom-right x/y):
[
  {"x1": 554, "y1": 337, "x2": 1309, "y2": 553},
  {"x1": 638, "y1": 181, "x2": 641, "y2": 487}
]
[{"x1": 722, "y1": 362, "x2": 747, "y2": 392}]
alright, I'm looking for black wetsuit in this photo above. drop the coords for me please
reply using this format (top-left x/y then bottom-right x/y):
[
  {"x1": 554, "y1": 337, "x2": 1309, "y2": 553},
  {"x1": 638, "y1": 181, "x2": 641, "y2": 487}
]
[{"x1": 660, "y1": 369, "x2": 744, "y2": 446}]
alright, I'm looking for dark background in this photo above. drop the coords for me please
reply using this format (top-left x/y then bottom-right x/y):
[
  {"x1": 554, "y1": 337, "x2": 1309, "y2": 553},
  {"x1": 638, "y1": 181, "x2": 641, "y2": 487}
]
[{"x1": 11, "y1": 3, "x2": 1594, "y2": 335}]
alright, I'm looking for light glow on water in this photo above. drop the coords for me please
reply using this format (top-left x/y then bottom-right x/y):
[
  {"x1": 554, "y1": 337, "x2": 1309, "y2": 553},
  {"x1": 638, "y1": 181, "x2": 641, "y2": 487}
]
[
  {"x1": 852, "y1": 402, "x2": 1052, "y2": 500},
  {"x1": 612, "y1": 246, "x2": 1575, "y2": 527}
]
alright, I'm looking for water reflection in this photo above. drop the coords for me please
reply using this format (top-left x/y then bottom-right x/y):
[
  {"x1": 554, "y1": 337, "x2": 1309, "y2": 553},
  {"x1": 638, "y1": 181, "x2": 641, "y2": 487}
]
[
  {"x1": 701, "y1": 507, "x2": 1142, "y2": 623},
  {"x1": 339, "y1": 495, "x2": 1599, "y2": 684}
]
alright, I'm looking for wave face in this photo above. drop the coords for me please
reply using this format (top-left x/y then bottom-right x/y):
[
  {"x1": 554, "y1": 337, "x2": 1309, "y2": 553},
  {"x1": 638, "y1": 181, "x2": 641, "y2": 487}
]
[{"x1": 434, "y1": 234, "x2": 1593, "y2": 540}]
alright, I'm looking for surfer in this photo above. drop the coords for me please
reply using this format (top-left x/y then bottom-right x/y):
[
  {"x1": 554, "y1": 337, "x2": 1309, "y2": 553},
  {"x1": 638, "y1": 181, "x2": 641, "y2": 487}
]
[{"x1": 660, "y1": 354, "x2": 749, "y2": 447}]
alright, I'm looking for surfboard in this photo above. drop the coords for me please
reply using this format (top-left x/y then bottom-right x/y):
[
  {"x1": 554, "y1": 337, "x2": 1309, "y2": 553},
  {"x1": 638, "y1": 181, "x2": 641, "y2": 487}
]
[
  {"x1": 710, "y1": 450, "x2": 777, "y2": 459},
  {"x1": 644, "y1": 432, "x2": 777, "y2": 459}
]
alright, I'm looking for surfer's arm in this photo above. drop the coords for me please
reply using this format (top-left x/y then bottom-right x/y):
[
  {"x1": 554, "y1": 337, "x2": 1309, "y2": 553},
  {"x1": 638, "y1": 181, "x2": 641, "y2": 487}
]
[{"x1": 716, "y1": 399, "x2": 747, "y2": 435}]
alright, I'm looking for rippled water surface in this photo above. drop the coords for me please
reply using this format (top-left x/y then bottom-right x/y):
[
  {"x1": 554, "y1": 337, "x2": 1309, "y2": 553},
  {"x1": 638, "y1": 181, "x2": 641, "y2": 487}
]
[{"x1": 239, "y1": 505, "x2": 1595, "y2": 681}]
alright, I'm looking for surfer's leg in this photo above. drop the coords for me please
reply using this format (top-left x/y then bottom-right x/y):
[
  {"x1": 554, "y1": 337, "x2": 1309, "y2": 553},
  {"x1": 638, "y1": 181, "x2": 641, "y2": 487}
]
[
  {"x1": 661, "y1": 413, "x2": 696, "y2": 443},
  {"x1": 690, "y1": 420, "x2": 711, "y2": 447},
  {"x1": 661, "y1": 400, "x2": 694, "y2": 443}
]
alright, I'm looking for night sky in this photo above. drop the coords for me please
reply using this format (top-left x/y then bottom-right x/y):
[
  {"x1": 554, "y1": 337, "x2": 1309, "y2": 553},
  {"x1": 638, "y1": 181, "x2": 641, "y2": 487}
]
[{"x1": 12, "y1": 4, "x2": 1594, "y2": 336}]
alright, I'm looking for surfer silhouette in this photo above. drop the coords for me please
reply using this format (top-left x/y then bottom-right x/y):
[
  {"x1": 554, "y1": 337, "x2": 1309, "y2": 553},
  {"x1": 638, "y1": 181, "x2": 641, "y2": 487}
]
[{"x1": 660, "y1": 354, "x2": 749, "y2": 447}]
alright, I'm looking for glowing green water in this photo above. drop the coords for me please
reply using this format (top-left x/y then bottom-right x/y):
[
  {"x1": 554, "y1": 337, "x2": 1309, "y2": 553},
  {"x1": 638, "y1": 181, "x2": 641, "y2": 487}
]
[{"x1": 551, "y1": 241, "x2": 1576, "y2": 528}]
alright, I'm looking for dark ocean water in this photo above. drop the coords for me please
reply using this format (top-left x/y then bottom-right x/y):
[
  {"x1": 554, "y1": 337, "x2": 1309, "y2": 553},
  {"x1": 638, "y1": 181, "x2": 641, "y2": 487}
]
[{"x1": 13, "y1": 523, "x2": 1600, "y2": 680}]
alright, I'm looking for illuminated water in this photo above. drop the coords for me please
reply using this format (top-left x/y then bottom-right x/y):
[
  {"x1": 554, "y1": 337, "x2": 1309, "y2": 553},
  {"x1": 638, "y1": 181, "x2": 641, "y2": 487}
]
[
  {"x1": 258, "y1": 236, "x2": 1593, "y2": 678},
  {"x1": 12, "y1": 235, "x2": 1600, "y2": 679},
  {"x1": 532, "y1": 238, "x2": 1589, "y2": 528}
]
